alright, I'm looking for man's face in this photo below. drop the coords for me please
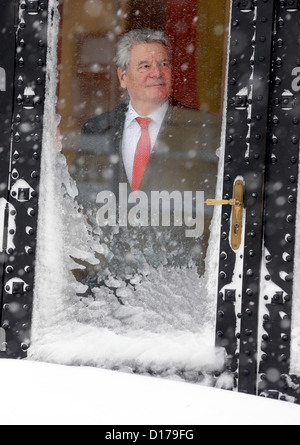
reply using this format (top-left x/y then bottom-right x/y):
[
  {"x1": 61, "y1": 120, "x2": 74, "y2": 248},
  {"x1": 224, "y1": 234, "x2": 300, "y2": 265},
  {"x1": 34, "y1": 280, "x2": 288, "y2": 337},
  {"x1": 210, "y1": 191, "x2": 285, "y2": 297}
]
[{"x1": 118, "y1": 42, "x2": 172, "y2": 114}]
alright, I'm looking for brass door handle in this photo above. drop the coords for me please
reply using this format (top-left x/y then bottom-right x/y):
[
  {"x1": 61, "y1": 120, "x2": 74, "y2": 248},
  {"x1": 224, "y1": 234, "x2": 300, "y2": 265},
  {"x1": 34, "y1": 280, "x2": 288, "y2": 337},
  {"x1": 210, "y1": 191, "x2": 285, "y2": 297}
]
[
  {"x1": 205, "y1": 198, "x2": 242, "y2": 207},
  {"x1": 205, "y1": 179, "x2": 244, "y2": 251}
]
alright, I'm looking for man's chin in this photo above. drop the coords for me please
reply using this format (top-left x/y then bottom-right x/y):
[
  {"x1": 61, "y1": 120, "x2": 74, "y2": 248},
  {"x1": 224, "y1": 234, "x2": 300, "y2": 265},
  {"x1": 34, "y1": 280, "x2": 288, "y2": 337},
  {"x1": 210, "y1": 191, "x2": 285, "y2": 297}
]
[{"x1": 148, "y1": 93, "x2": 170, "y2": 105}]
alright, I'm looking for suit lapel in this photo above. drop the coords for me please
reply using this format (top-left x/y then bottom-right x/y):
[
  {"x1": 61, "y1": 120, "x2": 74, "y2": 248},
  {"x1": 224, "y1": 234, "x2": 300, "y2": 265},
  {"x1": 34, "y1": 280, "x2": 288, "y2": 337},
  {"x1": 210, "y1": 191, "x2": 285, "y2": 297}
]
[{"x1": 113, "y1": 101, "x2": 129, "y2": 187}]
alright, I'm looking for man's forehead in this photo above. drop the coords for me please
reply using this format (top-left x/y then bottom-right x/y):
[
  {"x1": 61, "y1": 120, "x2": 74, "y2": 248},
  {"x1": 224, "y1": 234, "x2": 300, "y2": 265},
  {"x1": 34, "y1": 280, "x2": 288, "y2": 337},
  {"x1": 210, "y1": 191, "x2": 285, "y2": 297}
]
[{"x1": 130, "y1": 43, "x2": 170, "y2": 62}]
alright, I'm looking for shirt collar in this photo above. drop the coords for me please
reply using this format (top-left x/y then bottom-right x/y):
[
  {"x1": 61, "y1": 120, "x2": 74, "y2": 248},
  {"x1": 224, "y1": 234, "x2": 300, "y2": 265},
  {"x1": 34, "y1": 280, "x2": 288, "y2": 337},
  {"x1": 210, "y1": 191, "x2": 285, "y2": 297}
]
[{"x1": 125, "y1": 101, "x2": 169, "y2": 129}]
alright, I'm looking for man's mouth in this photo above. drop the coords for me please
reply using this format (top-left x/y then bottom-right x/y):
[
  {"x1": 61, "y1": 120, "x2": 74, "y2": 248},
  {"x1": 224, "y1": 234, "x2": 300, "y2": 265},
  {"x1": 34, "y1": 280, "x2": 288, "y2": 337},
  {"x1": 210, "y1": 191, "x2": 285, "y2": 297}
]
[{"x1": 147, "y1": 83, "x2": 167, "y2": 87}]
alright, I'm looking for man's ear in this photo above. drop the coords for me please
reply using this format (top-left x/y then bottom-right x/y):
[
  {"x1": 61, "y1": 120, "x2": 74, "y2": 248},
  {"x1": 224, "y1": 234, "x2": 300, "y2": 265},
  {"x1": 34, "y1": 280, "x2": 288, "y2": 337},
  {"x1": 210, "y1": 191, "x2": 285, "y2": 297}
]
[{"x1": 117, "y1": 67, "x2": 127, "y2": 89}]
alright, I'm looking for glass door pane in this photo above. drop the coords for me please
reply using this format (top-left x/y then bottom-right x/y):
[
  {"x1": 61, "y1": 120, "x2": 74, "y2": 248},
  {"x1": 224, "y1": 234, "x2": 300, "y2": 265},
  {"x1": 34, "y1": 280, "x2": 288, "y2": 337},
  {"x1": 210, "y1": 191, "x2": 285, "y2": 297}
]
[{"x1": 32, "y1": 0, "x2": 230, "y2": 380}]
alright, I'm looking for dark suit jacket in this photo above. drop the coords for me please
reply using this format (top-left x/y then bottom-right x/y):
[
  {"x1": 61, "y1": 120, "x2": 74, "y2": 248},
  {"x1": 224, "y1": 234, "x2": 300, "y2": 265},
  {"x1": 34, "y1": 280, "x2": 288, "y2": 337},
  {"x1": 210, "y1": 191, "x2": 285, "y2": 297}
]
[
  {"x1": 71, "y1": 98, "x2": 221, "y2": 281},
  {"x1": 73, "y1": 98, "x2": 221, "y2": 207}
]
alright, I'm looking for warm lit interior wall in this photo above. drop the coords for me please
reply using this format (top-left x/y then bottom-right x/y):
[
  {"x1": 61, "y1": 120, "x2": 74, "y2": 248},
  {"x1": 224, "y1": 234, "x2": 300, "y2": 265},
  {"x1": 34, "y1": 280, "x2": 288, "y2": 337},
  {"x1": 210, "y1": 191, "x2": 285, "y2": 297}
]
[
  {"x1": 196, "y1": 0, "x2": 229, "y2": 114},
  {"x1": 57, "y1": 0, "x2": 126, "y2": 162}
]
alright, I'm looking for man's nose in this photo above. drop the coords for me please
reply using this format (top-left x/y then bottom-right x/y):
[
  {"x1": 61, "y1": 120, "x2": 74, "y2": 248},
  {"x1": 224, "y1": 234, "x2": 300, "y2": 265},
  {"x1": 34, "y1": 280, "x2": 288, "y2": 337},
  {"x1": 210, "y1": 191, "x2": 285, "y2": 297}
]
[{"x1": 149, "y1": 63, "x2": 163, "y2": 77}]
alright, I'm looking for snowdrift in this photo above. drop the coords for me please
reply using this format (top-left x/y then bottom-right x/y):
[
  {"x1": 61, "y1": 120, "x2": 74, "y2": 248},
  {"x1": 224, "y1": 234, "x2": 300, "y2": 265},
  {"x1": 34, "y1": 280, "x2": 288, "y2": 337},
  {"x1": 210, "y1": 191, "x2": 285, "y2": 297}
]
[{"x1": 0, "y1": 359, "x2": 299, "y2": 425}]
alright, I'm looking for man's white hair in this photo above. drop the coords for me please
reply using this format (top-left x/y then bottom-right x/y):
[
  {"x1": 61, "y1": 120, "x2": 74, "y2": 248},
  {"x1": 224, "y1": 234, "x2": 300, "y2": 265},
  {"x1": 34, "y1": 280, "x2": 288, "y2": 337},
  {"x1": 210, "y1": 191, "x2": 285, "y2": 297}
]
[{"x1": 116, "y1": 29, "x2": 171, "y2": 73}]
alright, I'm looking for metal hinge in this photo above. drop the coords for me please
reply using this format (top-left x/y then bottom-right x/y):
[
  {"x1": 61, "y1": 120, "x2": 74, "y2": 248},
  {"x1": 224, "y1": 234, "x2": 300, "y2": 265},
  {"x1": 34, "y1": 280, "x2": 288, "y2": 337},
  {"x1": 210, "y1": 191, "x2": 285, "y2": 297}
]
[
  {"x1": 281, "y1": 0, "x2": 300, "y2": 11},
  {"x1": 20, "y1": 0, "x2": 47, "y2": 14},
  {"x1": 205, "y1": 179, "x2": 244, "y2": 251},
  {"x1": 238, "y1": 0, "x2": 255, "y2": 12},
  {"x1": 281, "y1": 92, "x2": 297, "y2": 110},
  {"x1": 230, "y1": 95, "x2": 249, "y2": 109}
]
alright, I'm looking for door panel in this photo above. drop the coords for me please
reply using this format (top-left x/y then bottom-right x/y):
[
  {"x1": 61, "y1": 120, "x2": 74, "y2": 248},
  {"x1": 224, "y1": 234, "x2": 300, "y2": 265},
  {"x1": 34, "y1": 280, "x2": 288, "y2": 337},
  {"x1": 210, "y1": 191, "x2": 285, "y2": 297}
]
[
  {"x1": 0, "y1": 1, "x2": 16, "y2": 169},
  {"x1": 258, "y1": 2, "x2": 300, "y2": 401},
  {"x1": 0, "y1": 0, "x2": 48, "y2": 358},
  {"x1": 216, "y1": 0, "x2": 300, "y2": 402},
  {"x1": 216, "y1": 1, "x2": 276, "y2": 394},
  {"x1": 0, "y1": 0, "x2": 17, "y2": 349}
]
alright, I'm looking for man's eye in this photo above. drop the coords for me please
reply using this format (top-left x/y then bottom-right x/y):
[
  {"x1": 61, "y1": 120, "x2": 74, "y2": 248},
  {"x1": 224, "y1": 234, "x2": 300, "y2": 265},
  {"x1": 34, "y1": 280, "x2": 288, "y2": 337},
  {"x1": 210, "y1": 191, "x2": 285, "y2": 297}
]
[{"x1": 139, "y1": 64, "x2": 150, "y2": 70}]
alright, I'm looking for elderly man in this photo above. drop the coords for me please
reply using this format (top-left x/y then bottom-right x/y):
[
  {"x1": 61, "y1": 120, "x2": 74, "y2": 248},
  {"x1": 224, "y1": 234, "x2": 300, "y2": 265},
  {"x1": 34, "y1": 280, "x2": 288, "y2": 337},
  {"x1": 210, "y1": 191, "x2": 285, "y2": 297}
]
[
  {"x1": 74, "y1": 28, "x2": 220, "y2": 201},
  {"x1": 72, "y1": 29, "x2": 221, "y2": 287}
]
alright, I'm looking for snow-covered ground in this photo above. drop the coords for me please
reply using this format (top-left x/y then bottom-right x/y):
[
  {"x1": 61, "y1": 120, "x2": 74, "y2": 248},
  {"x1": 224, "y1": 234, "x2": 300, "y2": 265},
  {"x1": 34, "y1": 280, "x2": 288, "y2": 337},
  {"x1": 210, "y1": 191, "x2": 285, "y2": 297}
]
[{"x1": 0, "y1": 359, "x2": 299, "y2": 425}]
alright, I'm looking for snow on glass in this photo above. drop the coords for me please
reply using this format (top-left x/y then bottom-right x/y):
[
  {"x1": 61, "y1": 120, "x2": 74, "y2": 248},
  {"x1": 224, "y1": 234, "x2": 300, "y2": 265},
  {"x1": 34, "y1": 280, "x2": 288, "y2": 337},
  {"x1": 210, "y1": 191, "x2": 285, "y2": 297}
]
[
  {"x1": 28, "y1": 0, "x2": 300, "y2": 388},
  {"x1": 28, "y1": 0, "x2": 230, "y2": 385}
]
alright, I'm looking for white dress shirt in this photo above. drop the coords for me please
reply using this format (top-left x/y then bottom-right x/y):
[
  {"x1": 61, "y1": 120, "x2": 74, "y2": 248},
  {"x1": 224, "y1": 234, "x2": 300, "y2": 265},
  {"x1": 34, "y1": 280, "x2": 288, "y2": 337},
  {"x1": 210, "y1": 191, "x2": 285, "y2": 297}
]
[{"x1": 122, "y1": 101, "x2": 169, "y2": 187}]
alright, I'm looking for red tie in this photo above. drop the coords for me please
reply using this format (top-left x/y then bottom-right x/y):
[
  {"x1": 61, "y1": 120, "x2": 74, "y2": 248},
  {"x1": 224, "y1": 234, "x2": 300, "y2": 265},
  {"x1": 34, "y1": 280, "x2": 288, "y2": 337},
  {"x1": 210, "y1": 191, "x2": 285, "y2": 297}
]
[{"x1": 132, "y1": 117, "x2": 151, "y2": 192}]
